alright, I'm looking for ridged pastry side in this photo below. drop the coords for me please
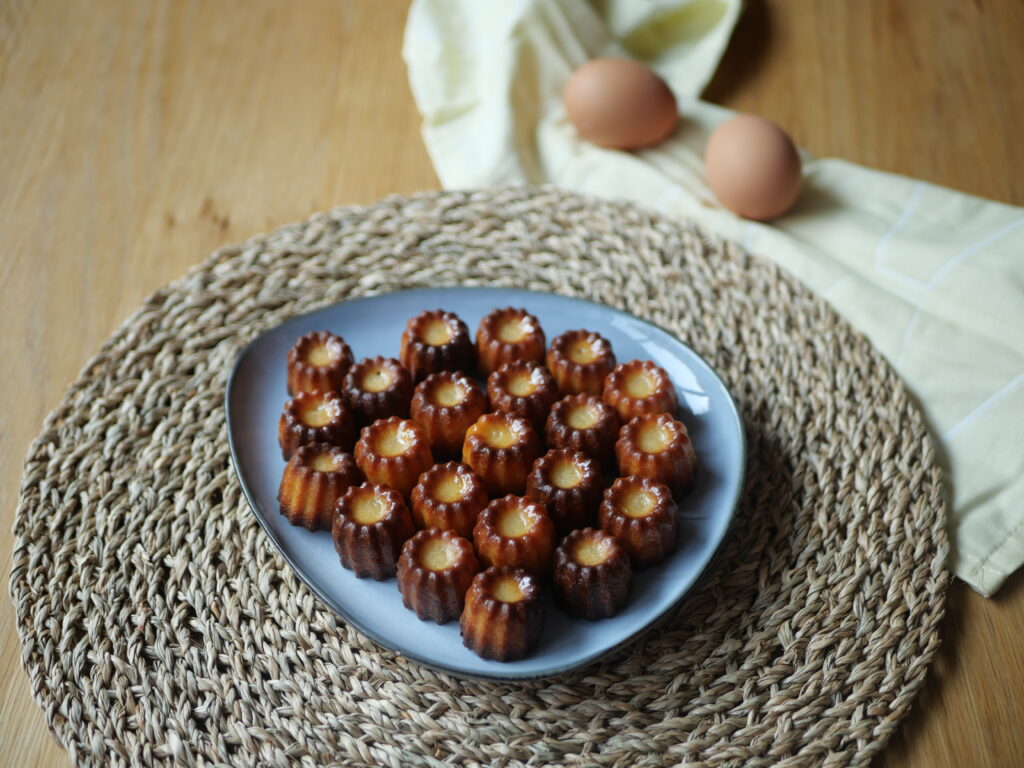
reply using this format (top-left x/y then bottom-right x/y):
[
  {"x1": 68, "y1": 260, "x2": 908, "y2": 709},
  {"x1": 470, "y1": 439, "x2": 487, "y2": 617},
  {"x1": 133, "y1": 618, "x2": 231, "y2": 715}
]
[
  {"x1": 553, "y1": 528, "x2": 632, "y2": 619},
  {"x1": 354, "y1": 416, "x2": 433, "y2": 500},
  {"x1": 278, "y1": 390, "x2": 356, "y2": 460},
  {"x1": 410, "y1": 371, "x2": 487, "y2": 457},
  {"x1": 277, "y1": 443, "x2": 362, "y2": 531},
  {"x1": 602, "y1": 359, "x2": 678, "y2": 422},
  {"x1": 615, "y1": 413, "x2": 697, "y2": 498},
  {"x1": 599, "y1": 475, "x2": 679, "y2": 568},
  {"x1": 472, "y1": 495, "x2": 555, "y2": 577},
  {"x1": 546, "y1": 329, "x2": 616, "y2": 395},
  {"x1": 399, "y1": 309, "x2": 475, "y2": 381},
  {"x1": 397, "y1": 528, "x2": 479, "y2": 623},
  {"x1": 524, "y1": 448, "x2": 602, "y2": 536},
  {"x1": 286, "y1": 330, "x2": 353, "y2": 396},
  {"x1": 410, "y1": 462, "x2": 488, "y2": 538},
  {"x1": 460, "y1": 567, "x2": 543, "y2": 661},
  {"x1": 475, "y1": 307, "x2": 545, "y2": 375},
  {"x1": 332, "y1": 483, "x2": 415, "y2": 579},
  {"x1": 462, "y1": 412, "x2": 542, "y2": 496}
]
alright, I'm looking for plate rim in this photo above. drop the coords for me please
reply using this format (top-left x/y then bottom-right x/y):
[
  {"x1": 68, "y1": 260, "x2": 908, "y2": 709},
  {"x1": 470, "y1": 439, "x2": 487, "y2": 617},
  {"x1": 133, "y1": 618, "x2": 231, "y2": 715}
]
[{"x1": 225, "y1": 285, "x2": 747, "y2": 681}]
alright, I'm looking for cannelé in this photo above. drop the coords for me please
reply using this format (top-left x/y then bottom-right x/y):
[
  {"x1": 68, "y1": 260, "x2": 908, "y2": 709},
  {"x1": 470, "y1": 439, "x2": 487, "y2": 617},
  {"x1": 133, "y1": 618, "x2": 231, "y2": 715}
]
[
  {"x1": 397, "y1": 528, "x2": 479, "y2": 623},
  {"x1": 342, "y1": 356, "x2": 413, "y2": 426},
  {"x1": 545, "y1": 394, "x2": 621, "y2": 471},
  {"x1": 354, "y1": 416, "x2": 434, "y2": 500},
  {"x1": 525, "y1": 448, "x2": 603, "y2": 536},
  {"x1": 615, "y1": 413, "x2": 697, "y2": 498},
  {"x1": 332, "y1": 482, "x2": 416, "y2": 579},
  {"x1": 277, "y1": 442, "x2": 362, "y2": 531},
  {"x1": 602, "y1": 360, "x2": 678, "y2": 422},
  {"x1": 476, "y1": 307, "x2": 545, "y2": 375},
  {"x1": 546, "y1": 329, "x2": 616, "y2": 395},
  {"x1": 486, "y1": 360, "x2": 559, "y2": 433},
  {"x1": 399, "y1": 309, "x2": 476, "y2": 381},
  {"x1": 553, "y1": 528, "x2": 632, "y2": 619},
  {"x1": 473, "y1": 495, "x2": 556, "y2": 577},
  {"x1": 410, "y1": 461, "x2": 489, "y2": 538},
  {"x1": 278, "y1": 390, "x2": 356, "y2": 460},
  {"x1": 599, "y1": 475, "x2": 679, "y2": 568},
  {"x1": 460, "y1": 566, "x2": 544, "y2": 661},
  {"x1": 462, "y1": 412, "x2": 542, "y2": 496},
  {"x1": 286, "y1": 330, "x2": 354, "y2": 396},
  {"x1": 410, "y1": 371, "x2": 488, "y2": 457}
]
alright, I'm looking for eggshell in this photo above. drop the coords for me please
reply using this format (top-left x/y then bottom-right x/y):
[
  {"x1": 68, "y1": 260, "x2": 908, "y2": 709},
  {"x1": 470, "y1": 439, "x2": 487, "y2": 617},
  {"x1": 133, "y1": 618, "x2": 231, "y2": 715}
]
[
  {"x1": 704, "y1": 115, "x2": 803, "y2": 221},
  {"x1": 564, "y1": 58, "x2": 678, "y2": 150}
]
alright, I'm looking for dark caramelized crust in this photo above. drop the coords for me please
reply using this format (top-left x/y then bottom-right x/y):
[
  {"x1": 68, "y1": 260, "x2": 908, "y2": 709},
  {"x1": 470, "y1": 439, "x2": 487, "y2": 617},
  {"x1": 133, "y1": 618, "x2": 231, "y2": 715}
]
[
  {"x1": 399, "y1": 309, "x2": 475, "y2": 381},
  {"x1": 525, "y1": 449, "x2": 602, "y2": 536},
  {"x1": 546, "y1": 330, "x2": 616, "y2": 396},
  {"x1": 487, "y1": 361, "x2": 559, "y2": 433},
  {"x1": 410, "y1": 372, "x2": 488, "y2": 457},
  {"x1": 342, "y1": 356, "x2": 414, "y2": 426},
  {"x1": 615, "y1": 413, "x2": 697, "y2": 498},
  {"x1": 354, "y1": 417, "x2": 433, "y2": 500},
  {"x1": 278, "y1": 390, "x2": 356, "y2": 459},
  {"x1": 332, "y1": 483, "x2": 416, "y2": 579},
  {"x1": 602, "y1": 360, "x2": 678, "y2": 422},
  {"x1": 553, "y1": 528, "x2": 632, "y2": 619},
  {"x1": 410, "y1": 462, "x2": 489, "y2": 538},
  {"x1": 277, "y1": 443, "x2": 362, "y2": 531},
  {"x1": 460, "y1": 567, "x2": 544, "y2": 661},
  {"x1": 462, "y1": 412, "x2": 542, "y2": 496},
  {"x1": 286, "y1": 330, "x2": 354, "y2": 396},
  {"x1": 545, "y1": 394, "x2": 621, "y2": 471},
  {"x1": 397, "y1": 529, "x2": 479, "y2": 623},
  {"x1": 476, "y1": 307, "x2": 546, "y2": 376},
  {"x1": 599, "y1": 475, "x2": 679, "y2": 568},
  {"x1": 473, "y1": 495, "x2": 555, "y2": 577}
]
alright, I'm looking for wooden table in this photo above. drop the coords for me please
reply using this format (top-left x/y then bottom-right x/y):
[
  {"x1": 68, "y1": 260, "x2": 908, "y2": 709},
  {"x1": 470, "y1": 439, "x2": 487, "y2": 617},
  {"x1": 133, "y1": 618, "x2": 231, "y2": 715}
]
[{"x1": 2, "y1": 2, "x2": 1022, "y2": 765}]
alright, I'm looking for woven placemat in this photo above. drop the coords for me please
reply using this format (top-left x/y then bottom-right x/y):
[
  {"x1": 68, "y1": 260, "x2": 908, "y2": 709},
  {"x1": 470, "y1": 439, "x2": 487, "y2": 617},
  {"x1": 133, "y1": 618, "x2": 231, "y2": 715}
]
[{"x1": 11, "y1": 187, "x2": 948, "y2": 768}]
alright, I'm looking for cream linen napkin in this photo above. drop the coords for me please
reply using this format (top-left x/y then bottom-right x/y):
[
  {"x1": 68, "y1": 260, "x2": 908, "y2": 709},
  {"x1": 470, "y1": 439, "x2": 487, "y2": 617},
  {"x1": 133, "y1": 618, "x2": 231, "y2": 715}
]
[{"x1": 403, "y1": 0, "x2": 1024, "y2": 596}]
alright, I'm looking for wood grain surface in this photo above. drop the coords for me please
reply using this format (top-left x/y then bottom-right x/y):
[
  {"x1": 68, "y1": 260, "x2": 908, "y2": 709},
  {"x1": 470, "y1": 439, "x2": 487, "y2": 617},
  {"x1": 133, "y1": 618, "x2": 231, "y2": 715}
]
[{"x1": 2, "y1": 1, "x2": 1022, "y2": 766}]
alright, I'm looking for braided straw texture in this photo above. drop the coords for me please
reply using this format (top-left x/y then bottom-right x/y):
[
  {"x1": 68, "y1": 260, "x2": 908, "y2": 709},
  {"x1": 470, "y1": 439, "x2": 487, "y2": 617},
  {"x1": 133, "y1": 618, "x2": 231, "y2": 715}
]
[{"x1": 10, "y1": 188, "x2": 948, "y2": 768}]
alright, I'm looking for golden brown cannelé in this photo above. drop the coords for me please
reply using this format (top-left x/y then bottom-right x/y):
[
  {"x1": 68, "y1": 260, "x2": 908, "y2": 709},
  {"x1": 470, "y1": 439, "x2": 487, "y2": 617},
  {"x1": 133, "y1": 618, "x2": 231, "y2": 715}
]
[
  {"x1": 410, "y1": 461, "x2": 489, "y2": 539},
  {"x1": 342, "y1": 356, "x2": 414, "y2": 426},
  {"x1": 473, "y1": 495, "x2": 556, "y2": 577},
  {"x1": 354, "y1": 416, "x2": 433, "y2": 500},
  {"x1": 486, "y1": 360, "x2": 559, "y2": 434},
  {"x1": 475, "y1": 307, "x2": 546, "y2": 376},
  {"x1": 524, "y1": 448, "x2": 603, "y2": 536},
  {"x1": 286, "y1": 330, "x2": 354, "y2": 396},
  {"x1": 397, "y1": 528, "x2": 479, "y2": 623},
  {"x1": 599, "y1": 475, "x2": 679, "y2": 568},
  {"x1": 462, "y1": 412, "x2": 542, "y2": 496},
  {"x1": 553, "y1": 528, "x2": 632, "y2": 619},
  {"x1": 399, "y1": 309, "x2": 476, "y2": 381},
  {"x1": 615, "y1": 413, "x2": 697, "y2": 498},
  {"x1": 546, "y1": 329, "x2": 616, "y2": 396},
  {"x1": 410, "y1": 371, "x2": 488, "y2": 457},
  {"x1": 544, "y1": 394, "x2": 621, "y2": 471},
  {"x1": 278, "y1": 390, "x2": 356, "y2": 460},
  {"x1": 602, "y1": 359, "x2": 678, "y2": 422},
  {"x1": 277, "y1": 442, "x2": 362, "y2": 531},
  {"x1": 332, "y1": 483, "x2": 416, "y2": 579},
  {"x1": 460, "y1": 566, "x2": 544, "y2": 661}
]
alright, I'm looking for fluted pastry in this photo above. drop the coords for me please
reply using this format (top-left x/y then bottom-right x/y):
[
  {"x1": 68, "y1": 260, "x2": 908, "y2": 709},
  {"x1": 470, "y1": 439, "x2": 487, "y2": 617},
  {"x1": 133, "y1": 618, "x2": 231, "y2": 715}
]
[
  {"x1": 546, "y1": 329, "x2": 616, "y2": 396},
  {"x1": 410, "y1": 461, "x2": 489, "y2": 538},
  {"x1": 399, "y1": 309, "x2": 476, "y2": 381},
  {"x1": 473, "y1": 495, "x2": 555, "y2": 577},
  {"x1": 599, "y1": 475, "x2": 679, "y2": 568},
  {"x1": 460, "y1": 567, "x2": 544, "y2": 661},
  {"x1": 544, "y1": 394, "x2": 621, "y2": 471},
  {"x1": 553, "y1": 528, "x2": 632, "y2": 619},
  {"x1": 285, "y1": 330, "x2": 354, "y2": 396},
  {"x1": 410, "y1": 371, "x2": 488, "y2": 457},
  {"x1": 397, "y1": 528, "x2": 479, "y2": 623},
  {"x1": 277, "y1": 443, "x2": 362, "y2": 531},
  {"x1": 342, "y1": 356, "x2": 413, "y2": 426},
  {"x1": 615, "y1": 413, "x2": 697, "y2": 498},
  {"x1": 524, "y1": 449, "x2": 602, "y2": 536},
  {"x1": 486, "y1": 361, "x2": 559, "y2": 433},
  {"x1": 602, "y1": 360, "x2": 678, "y2": 422},
  {"x1": 354, "y1": 416, "x2": 433, "y2": 500},
  {"x1": 332, "y1": 483, "x2": 416, "y2": 579},
  {"x1": 278, "y1": 390, "x2": 356, "y2": 460},
  {"x1": 476, "y1": 307, "x2": 545, "y2": 375},
  {"x1": 462, "y1": 412, "x2": 542, "y2": 496}
]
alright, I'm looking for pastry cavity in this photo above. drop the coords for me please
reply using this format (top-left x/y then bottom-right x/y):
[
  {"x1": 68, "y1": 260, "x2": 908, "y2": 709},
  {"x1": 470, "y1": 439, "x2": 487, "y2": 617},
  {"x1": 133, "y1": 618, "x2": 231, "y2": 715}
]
[
  {"x1": 397, "y1": 529, "x2": 479, "y2": 623},
  {"x1": 277, "y1": 443, "x2": 362, "y2": 531},
  {"x1": 599, "y1": 475, "x2": 679, "y2": 568},
  {"x1": 554, "y1": 528, "x2": 632, "y2": 620},
  {"x1": 355, "y1": 417, "x2": 433, "y2": 500},
  {"x1": 332, "y1": 483, "x2": 416, "y2": 579},
  {"x1": 602, "y1": 360, "x2": 677, "y2": 422},
  {"x1": 410, "y1": 462, "x2": 488, "y2": 538},
  {"x1": 487, "y1": 361, "x2": 559, "y2": 433},
  {"x1": 286, "y1": 330, "x2": 354, "y2": 396},
  {"x1": 546, "y1": 329, "x2": 616, "y2": 395},
  {"x1": 278, "y1": 390, "x2": 355, "y2": 459},
  {"x1": 473, "y1": 495, "x2": 555, "y2": 577},
  {"x1": 616, "y1": 413, "x2": 697, "y2": 498},
  {"x1": 399, "y1": 309, "x2": 475, "y2": 381},
  {"x1": 410, "y1": 371, "x2": 487, "y2": 457},
  {"x1": 342, "y1": 356, "x2": 413, "y2": 426},
  {"x1": 545, "y1": 394, "x2": 620, "y2": 471},
  {"x1": 463, "y1": 412, "x2": 542, "y2": 496},
  {"x1": 525, "y1": 448, "x2": 602, "y2": 536},
  {"x1": 476, "y1": 307, "x2": 546, "y2": 375},
  {"x1": 460, "y1": 567, "x2": 544, "y2": 661}
]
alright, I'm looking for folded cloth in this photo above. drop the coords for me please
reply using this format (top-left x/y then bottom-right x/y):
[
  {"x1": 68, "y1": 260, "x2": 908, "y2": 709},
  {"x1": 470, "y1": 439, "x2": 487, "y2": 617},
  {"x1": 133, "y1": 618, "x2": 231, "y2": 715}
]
[{"x1": 404, "y1": 0, "x2": 1024, "y2": 596}]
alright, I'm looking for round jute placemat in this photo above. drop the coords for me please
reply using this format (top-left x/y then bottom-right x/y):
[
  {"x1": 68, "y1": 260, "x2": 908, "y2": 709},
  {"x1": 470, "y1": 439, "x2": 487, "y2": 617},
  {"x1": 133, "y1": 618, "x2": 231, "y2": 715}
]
[{"x1": 11, "y1": 187, "x2": 948, "y2": 768}]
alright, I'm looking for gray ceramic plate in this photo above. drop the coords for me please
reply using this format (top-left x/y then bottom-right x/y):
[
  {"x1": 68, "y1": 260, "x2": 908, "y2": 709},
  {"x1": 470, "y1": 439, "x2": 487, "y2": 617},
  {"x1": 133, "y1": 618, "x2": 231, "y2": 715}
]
[{"x1": 226, "y1": 287, "x2": 745, "y2": 680}]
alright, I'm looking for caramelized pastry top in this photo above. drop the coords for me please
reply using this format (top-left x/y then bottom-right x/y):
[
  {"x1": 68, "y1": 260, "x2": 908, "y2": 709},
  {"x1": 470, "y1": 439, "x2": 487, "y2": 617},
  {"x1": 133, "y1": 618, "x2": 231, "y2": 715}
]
[
  {"x1": 476, "y1": 307, "x2": 546, "y2": 375},
  {"x1": 354, "y1": 416, "x2": 434, "y2": 500},
  {"x1": 486, "y1": 360, "x2": 559, "y2": 433},
  {"x1": 460, "y1": 566, "x2": 544, "y2": 661},
  {"x1": 545, "y1": 394, "x2": 621, "y2": 470},
  {"x1": 473, "y1": 495, "x2": 556, "y2": 577},
  {"x1": 400, "y1": 309, "x2": 475, "y2": 381},
  {"x1": 342, "y1": 356, "x2": 413, "y2": 425},
  {"x1": 602, "y1": 360, "x2": 678, "y2": 422},
  {"x1": 615, "y1": 412, "x2": 697, "y2": 498},
  {"x1": 410, "y1": 461, "x2": 489, "y2": 538},
  {"x1": 332, "y1": 482, "x2": 416, "y2": 579},
  {"x1": 599, "y1": 475, "x2": 679, "y2": 568},
  {"x1": 462, "y1": 412, "x2": 542, "y2": 496},
  {"x1": 525, "y1": 448, "x2": 602, "y2": 536},
  {"x1": 286, "y1": 330, "x2": 354, "y2": 396},
  {"x1": 410, "y1": 371, "x2": 488, "y2": 457},
  {"x1": 546, "y1": 329, "x2": 616, "y2": 395},
  {"x1": 278, "y1": 390, "x2": 356, "y2": 459}
]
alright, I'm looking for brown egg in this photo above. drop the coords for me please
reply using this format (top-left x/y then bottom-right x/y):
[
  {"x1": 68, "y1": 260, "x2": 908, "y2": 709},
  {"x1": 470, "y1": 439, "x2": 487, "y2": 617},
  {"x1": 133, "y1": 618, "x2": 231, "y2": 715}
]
[
  {"x1": 564, "y1": 58, "x2": 678, "y2": 150},
  {"x1": 704, "y1": 114, "x2": 803, "y2": 221}
]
